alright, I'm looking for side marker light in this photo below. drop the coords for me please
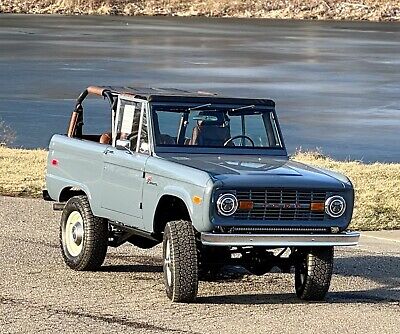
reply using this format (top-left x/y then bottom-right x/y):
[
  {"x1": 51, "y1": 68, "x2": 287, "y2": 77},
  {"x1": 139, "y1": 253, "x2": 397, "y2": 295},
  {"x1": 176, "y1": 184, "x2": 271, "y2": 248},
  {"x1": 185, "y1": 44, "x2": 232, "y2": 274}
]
[{"x1": 192, "y1": 196, "x2": 202, "y2": 205}]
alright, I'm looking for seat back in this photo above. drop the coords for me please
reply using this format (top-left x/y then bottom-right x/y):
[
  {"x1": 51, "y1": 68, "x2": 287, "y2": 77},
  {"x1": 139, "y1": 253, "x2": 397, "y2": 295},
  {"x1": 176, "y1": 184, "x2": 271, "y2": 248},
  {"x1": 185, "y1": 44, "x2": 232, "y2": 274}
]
[
  {"x1": 190, "y1": 112, "x2": 231, "y2": 146},
  {"x1": 99, "y1": 132, "x2": 111, "y2": 145}
]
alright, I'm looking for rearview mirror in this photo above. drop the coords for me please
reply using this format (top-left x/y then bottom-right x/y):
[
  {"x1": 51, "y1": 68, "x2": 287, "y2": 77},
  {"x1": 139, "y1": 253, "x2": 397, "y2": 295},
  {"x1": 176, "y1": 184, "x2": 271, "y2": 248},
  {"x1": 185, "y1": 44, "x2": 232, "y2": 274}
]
[{"x1": 192, "y1": 115, "x2": 218, "y2": 122}]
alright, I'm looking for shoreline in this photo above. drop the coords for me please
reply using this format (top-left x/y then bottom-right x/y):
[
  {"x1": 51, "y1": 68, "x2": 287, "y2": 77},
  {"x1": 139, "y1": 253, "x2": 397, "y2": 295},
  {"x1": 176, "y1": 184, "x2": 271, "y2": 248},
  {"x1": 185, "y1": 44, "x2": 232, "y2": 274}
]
[
  {"x1": 1, "y1": 1, "x2": 399, "y2": 22},
  {"x1": 0, "y1": 146, "x2": 399, "y2": 231}
]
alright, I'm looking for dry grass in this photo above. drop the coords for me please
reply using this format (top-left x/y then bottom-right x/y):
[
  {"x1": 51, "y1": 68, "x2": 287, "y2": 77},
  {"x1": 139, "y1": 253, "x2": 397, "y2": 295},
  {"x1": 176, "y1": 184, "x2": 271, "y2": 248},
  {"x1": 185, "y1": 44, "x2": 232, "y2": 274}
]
[
  {"x1": 293, "y1": 151, "x2": 400, "y2": 231},
  {"x1": 0, "y1": 146, "x2": 399, "y2": 230},
  {"x1": 0, "y1": 0, "x2": 399, "y2": 21},
  {"x1": 0, "y1": 146, "x2": 47, "y2": 198}
]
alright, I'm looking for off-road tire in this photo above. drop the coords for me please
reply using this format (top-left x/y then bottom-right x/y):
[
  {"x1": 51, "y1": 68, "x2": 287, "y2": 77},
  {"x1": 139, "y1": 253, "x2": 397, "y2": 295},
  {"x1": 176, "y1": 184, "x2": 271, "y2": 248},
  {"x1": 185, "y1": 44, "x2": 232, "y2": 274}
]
[
  {"x1": 163, "y1": 220, "x2": 198, "y2": 302},
  {"x1": 60, "y1": 195, "x2": 108, "y2": 271},
  {"x1": 294, "y1": 247, "x2": 334, "y2": 301}
]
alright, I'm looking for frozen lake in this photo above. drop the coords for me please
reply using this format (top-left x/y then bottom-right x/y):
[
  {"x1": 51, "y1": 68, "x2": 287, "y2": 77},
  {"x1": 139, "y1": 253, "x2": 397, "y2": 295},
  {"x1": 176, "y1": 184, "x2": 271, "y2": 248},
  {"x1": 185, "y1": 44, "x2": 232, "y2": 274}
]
[{"x1": 0, "y1": 15, "x2": 399, "y2": 162}]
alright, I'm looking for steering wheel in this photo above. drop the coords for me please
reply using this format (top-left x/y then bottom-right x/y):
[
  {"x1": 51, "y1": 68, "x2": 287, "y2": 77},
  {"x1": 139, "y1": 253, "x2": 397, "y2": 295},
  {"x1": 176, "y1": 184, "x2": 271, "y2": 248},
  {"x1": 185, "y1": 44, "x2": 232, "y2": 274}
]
[
  {"x1": 126, "y1": 132, "x2": 137, "y2": 140},
  {"x1": 224, "y1": 135, "x2": 255, "y2": 147}
]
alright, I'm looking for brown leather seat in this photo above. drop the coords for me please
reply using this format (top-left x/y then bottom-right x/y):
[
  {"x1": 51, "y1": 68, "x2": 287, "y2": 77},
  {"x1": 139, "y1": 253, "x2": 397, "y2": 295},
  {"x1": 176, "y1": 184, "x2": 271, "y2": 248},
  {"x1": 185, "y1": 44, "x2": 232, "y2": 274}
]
[
  {"x1": 189, "y1": 112, "x2": 231, "y2": 146},
  {"x1": 99, "y1": 132, "x2": 111, "y2": 145}
]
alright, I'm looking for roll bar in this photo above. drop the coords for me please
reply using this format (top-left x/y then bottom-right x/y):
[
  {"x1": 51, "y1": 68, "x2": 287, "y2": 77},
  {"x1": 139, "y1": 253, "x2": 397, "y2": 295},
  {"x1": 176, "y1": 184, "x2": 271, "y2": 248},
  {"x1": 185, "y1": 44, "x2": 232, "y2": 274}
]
[{"x1": 67, "y1": 86, "x2": 114, "y2": 138}]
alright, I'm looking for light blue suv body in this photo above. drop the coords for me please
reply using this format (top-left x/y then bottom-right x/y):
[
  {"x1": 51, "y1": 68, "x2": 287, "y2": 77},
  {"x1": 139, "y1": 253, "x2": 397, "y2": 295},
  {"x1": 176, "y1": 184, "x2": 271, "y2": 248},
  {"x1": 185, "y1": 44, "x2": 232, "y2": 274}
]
[{"x1": 44, "y1": 86, "x2": 360, "y2": 302}]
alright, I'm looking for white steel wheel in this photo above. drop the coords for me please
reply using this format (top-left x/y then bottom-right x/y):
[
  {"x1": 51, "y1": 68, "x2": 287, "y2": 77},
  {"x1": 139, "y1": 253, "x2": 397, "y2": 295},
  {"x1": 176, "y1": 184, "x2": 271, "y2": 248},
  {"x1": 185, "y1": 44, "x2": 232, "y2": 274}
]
[
  {"x1": 64, "y1": 211, "x2": 84, "y2": 257},
  {"x1": 60, "y1": 195, "x2": 108, "y2": 271}
]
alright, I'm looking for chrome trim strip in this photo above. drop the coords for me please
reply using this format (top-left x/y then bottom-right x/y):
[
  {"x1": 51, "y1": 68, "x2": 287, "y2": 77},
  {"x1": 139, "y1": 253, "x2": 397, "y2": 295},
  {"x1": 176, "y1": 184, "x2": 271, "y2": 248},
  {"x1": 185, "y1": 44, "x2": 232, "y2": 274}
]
[{"x1": 200, "y1": 231, "x2": 360, "y2": 247}]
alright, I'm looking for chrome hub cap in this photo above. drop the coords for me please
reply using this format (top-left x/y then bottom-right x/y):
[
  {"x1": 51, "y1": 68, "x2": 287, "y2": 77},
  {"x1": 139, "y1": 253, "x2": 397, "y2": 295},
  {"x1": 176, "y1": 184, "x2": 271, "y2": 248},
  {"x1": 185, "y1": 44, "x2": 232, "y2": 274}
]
[
  {"x1": 65, "y1": 211, "x2": 84, "y2": 257},
  {"x1": 164, "y1": 239, "x2": 172, "y2": 287}
]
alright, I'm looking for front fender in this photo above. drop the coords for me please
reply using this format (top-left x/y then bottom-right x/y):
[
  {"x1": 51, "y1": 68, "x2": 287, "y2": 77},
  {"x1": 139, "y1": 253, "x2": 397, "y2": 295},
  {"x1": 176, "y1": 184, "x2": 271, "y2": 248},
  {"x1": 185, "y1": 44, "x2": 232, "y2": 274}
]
[
  {"x1": 160, "y1": 185, "x2": 208, "y2": 231},
  {"x1": 162, "y1": 185, "x2": 194, "y2": 218}
]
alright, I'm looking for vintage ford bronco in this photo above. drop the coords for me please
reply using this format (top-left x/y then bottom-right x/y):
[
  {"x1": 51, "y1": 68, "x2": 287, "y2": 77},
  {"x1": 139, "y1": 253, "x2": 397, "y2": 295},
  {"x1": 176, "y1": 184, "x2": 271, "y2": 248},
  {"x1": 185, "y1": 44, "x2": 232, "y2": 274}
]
[{"x1": 44, "y1": 86, "x2": 360, "y2": 302}]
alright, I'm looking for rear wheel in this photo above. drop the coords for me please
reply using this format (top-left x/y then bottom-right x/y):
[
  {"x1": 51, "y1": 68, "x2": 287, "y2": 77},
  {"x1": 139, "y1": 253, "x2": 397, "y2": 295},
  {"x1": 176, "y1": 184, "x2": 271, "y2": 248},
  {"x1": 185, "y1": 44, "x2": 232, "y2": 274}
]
[
  {"x1": 163, "y1": 220, "x2": 198, "y2": 302},
  {"x1": 60, "y1": 195, "x2": 108, "y2": 271},
  {"x1": 294, "y1": 247, "x2": 334, "y2": 301}
]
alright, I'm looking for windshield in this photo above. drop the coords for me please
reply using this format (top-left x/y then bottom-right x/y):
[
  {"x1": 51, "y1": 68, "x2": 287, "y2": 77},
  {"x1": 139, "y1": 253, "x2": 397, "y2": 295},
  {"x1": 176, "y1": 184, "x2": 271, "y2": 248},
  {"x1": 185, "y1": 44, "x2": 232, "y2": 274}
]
[{"x1": 152, "y1": 102, "x2": 283, "y2": 151}]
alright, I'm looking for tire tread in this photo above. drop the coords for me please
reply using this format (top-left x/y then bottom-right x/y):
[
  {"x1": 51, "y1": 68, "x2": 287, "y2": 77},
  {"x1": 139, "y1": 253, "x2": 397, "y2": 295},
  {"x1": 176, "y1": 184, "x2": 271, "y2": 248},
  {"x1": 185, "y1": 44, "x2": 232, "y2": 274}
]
[
  {"x1": 164, "y1": 220, "x2": 198, "y2": 302},
  {"x1": 60, "y1": 195, "x2": 108, "y2": 271},
  {"x1": 295, "y1": 247, "x2": 334, "y2": 301}
]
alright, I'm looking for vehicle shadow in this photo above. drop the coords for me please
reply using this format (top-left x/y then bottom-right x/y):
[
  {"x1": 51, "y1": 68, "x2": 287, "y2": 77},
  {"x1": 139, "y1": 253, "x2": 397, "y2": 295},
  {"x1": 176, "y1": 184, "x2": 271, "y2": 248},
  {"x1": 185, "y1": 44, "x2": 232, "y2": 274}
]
[
  {"x1": 100, "y1": 264, "x2": 162, "y2": 273},
  {"x1": 196, "y1": 290, "x2": 399, "y2": 305},
  {"x1": 334, "y1": 254, "x2": 400, "y2": 288},
  {"x1": 99, "y1": 254, "x2": 399, "y2": 304},
  {"x1": 197, "y1": 292, "x2": 302, "y2": 305},
  {"x1": 197, "y1": 254, "x2": 399, "y2": 305}
]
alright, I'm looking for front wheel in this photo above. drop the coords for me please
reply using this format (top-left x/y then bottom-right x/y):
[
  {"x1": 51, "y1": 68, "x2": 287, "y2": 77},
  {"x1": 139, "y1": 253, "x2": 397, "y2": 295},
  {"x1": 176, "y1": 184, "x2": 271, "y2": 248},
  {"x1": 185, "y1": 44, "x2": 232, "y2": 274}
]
[
  {"x1": 163, "y1": 220, "x2": 198, "y2": 302},
  {"x1": 294, "y1": 247, "x2": 334, "y2": 301},
  {"x1": 60, "y1": 195, "x2": 108, "y2": 271}
]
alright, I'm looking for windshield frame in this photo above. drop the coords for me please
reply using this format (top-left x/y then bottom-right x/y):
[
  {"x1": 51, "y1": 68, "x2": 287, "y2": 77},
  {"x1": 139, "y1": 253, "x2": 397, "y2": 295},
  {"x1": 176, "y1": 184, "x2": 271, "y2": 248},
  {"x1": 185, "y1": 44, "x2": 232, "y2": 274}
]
[{"x1": 150, "y1": 101, "x2": 287, "y2": 156}]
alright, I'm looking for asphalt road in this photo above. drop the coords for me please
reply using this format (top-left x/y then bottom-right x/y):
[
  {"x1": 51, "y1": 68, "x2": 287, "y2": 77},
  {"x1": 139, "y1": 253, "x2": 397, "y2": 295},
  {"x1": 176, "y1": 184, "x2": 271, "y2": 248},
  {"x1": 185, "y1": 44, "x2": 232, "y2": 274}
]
[{"x1": 0, "y1": 196, "x2": 399, "y2": 334}]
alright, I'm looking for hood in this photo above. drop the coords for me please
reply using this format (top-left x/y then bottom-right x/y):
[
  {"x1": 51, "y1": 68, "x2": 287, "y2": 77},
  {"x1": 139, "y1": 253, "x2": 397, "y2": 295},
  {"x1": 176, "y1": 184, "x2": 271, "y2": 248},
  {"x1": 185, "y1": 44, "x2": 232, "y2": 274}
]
[{"x1": 159, "y1": 153, "x2": 350, "y2": 190}]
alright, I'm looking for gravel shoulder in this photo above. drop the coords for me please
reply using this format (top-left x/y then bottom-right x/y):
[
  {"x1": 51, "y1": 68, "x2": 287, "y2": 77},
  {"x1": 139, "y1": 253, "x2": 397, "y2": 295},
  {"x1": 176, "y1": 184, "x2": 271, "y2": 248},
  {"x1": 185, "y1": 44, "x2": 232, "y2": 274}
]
[{"x1": 0, "y1": 196, "x2": 399, "y2": 334}]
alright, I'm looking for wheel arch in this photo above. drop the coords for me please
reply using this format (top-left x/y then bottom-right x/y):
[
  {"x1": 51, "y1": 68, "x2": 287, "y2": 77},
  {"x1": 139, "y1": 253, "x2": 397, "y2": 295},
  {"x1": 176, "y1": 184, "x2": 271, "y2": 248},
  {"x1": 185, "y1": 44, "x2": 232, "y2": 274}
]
[
  {"x1": 59, "y1": 186, "x2": 90, "y2": 203},
  {"x1": 153, "y1": 194, "x2": 192, "y2": 236}
]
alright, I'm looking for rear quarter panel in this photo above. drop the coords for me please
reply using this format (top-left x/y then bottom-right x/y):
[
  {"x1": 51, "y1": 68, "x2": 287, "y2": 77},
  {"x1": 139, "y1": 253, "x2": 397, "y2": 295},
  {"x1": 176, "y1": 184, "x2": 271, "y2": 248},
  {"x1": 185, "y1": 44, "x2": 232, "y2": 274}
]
[{"x1": 46, "y1": 134, "x2": 106, "y2": 216}]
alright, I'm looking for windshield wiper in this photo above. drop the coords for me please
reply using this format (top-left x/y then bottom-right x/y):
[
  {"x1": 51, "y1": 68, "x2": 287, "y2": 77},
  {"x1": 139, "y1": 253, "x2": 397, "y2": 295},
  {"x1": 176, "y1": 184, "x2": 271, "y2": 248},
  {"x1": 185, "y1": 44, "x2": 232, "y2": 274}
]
[
  {"x1": 231, "y1": 104, "x2": 255, "y2": 112},
  {"x1": 188, "y1": 103, "x2": 212, "y2": 111}
]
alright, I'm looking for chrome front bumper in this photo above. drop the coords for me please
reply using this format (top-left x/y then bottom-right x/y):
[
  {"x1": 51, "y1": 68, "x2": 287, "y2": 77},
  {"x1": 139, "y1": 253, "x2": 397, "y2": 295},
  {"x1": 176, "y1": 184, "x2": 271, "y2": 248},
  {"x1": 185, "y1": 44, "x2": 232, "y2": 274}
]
[{"x1": 200, "y1": 231, "x2": 360, "y2": 247}]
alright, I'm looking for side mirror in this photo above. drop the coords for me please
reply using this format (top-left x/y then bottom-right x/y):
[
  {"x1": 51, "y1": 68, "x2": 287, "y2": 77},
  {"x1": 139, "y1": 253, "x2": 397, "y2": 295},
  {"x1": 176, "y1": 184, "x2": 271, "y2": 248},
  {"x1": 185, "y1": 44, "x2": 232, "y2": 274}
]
[{"x1": 116, "y1": 139, "x2": 131, "y2": 151}]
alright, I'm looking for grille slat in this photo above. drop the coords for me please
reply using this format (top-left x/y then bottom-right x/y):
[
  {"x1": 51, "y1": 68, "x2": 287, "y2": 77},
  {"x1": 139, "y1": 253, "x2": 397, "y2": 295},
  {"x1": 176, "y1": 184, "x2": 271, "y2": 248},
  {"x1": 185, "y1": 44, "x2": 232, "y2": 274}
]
[{"x1": 234, "y1": 188, "x2": 326, "y2": 221}]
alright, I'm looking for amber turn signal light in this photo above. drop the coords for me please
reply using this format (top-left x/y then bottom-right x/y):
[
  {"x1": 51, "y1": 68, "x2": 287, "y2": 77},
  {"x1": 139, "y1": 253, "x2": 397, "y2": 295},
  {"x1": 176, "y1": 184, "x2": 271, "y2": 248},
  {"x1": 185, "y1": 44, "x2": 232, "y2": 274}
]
[
  {"x1": 311, "y1": 202, "x2": 325, "y2": 212},
  {"x1": 192, "y1": 196, "x2": 202, "y2": 205},
  {"x1": 239, "y1": 200, "x2": 254, "y2": 210}
]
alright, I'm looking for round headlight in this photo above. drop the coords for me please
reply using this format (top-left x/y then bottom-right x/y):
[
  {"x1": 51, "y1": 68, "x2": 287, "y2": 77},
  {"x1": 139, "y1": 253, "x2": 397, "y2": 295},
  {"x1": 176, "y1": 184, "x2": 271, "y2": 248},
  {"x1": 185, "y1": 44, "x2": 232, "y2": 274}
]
[
  {"x1": 216, "y1": 193, "x2": 238, "y2": 216},
  {"x1": 325, "y1": 196, "x2": 346, "y2": 218}
]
